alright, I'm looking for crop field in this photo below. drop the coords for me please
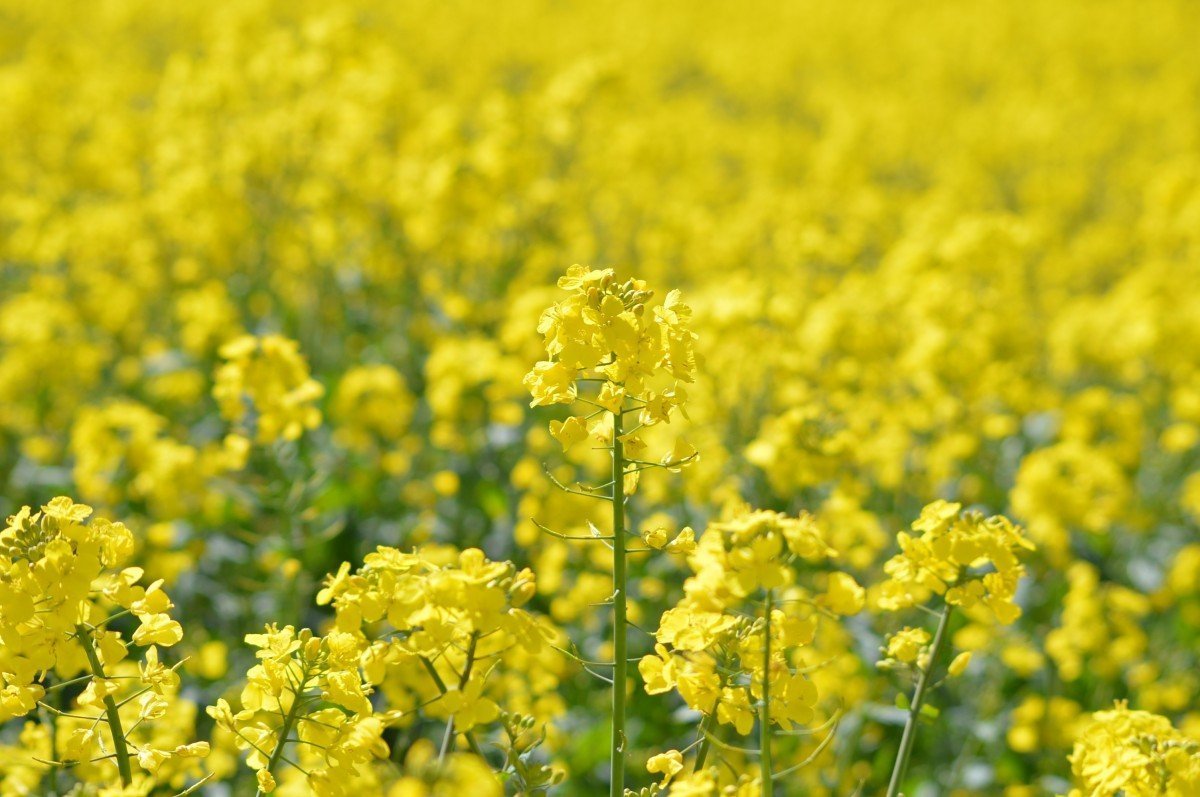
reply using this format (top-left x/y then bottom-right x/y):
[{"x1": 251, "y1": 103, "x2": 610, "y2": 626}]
[{"x1": 2, "y1": 1, "x2": 1200, "y2": 795}]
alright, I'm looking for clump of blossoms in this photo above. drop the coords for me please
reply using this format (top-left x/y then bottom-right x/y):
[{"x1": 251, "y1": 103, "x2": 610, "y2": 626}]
[
  {"x1": 875, "y1": 500, "x2": 1034, "y2": 797},
  {"x1": 213, "y1": 334, "x2": 325, "y2": 445},
  {"x1": 1064, "y1": 702, "x2": 1200, "y2": 796},
  {"x1": 315, "y1": 546, "x2": 561, "y2": 777},
  {"x1": 637, "y1": 507, "x2": 859, "y2": 796},
  {"x1": 206, "y1": 625, "x2": 386, "y2": 795},
  {"x1": 390, "y1": 739, "x2": 504, "y2": 797},
  {"x1": 524, "y1": 265, "x2": 699, "y2": 797},
  {"x1": 0, "y1": 497, "x2": 208, "y2": 789},
  {"x1": 330, "y1": 363, "x2": 414, "y2": 457}
]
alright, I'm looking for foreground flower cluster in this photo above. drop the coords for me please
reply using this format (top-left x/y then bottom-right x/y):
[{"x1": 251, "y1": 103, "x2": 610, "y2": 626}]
[{"x1": 4, "y1": 0, "x2": 1200, "y2": 794}]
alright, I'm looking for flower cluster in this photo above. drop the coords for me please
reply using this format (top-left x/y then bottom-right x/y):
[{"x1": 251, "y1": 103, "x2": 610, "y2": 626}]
[
  {"x1": 207, "y1": 625, "x2": 386, "y2": 795},
  {"x1": 1065, "y1": 702, "x2": 1200, "y2": 796},
  {"x1": 0, "y1": 497, "x2": 205, "y2": 788},
  {"x1": 214, "y1": 334, "x2": 325, "y2": 445},
  {"x1": 3, "y1": 0, "x2": 1200, "y2": 793},
  {"x1": 330, "y1": 364, "x2": 415, "y2": 456},
  {"x1": 877, "y1": 500, "x2": 1035, "y2": 624},
  {"x1": 1045, "y1": 562, "x2": 1150, "y2": 682},
  {"x1": 640, "y1": 506, "x2": 858, "y2": 789},
  {"x1": 524, "y1": 265, "x2": 699, "y2": 477},
  {"x1": 70, "y1": 399, "x2": 241, "y2": 519},
  {"x1": 316, "y1": 546, "x2": 563, "y2": 768}
]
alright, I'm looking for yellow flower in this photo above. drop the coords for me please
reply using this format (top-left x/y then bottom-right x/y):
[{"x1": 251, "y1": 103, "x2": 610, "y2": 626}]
[
  {"x1": 256, "y1": 768, "x2": 277, "y2": 793},
  {"x1": 1068, "y1": 702, "x2": 1200, "y2": 795},
  {"x1": 133, "y1": 613, "x2": 184, "y2": 647},
  {"x1": 549, "y1": 416, "x2": 589, "y2": 450},
  {"x1": 821, "y1": 572, "x2": 866, "y2": 615},
  {"x1": 885, "y1": 627, "x2": 931, "y2": 665},
  {"x1": 717, "y1": 687, "x2": 755, "y2": 735},
  {"x1": 666, "y1": 527, "x2": 697, "y2": 555},
  {"x1": 647, "y1": 749, "x2": 685, "y2": 785}
]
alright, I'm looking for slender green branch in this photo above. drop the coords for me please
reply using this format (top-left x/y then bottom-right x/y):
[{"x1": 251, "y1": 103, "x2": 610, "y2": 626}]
[
  {"x1": 885, "y1": 602, "x2": 953, "y2": 797},
  {"x1": 692, "y1": 693, "x2": 721, "y2": 772},
  {"x1": 531, "y1": 517, "x2": 614, "y2": 542},
  {"x1": 39, "y1": 676, "x2": 60, "y2": 796},
  {"x1": 75, "y1": 624, "x2": 133, "y2": 787},
  {"x1": 760, "y1": 590, "x2": 774, "y2": 797},
  {"x1": 440, "y1": 631, "x2": 479, "y2": 762},
  {"x1": 258, "y1": 665, "x2": 309, "y2": 797},
  {"x1": 772, "y1": 709, "x2": 841, "y2": 779},
  {"x1": 610, "y1": 403, "x2": 628, "y2": 797},
  {"x1": 418, "y1": 656, "x2": 487, "y2": 758}
]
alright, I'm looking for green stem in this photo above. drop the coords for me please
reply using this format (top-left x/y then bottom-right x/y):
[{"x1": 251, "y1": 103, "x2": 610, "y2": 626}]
[
  {"x1": 39, "y1": 678, "x2": 59, "y2": 796},
  {"x1": 610, "y1": 406, "x2": 628, "y2": 797},
  {"x1": 693, "y1": 666, "x2": 730, "y2": 773},
  {"x1": 419, "y1": 656, "x2": 487, "y2": 758},
  {"x1": 440, "y1": 631, "x2": 480, "y2": 762},
  {"x1": 76, "y1": 625, "x2": 133, "y2": 787},
  {"x1": 885, "y1": 602, "x2": 953, "y2": 797},
  {"x1": 693, "y1": 706, "x2": 717, "y2": 772},
  {"x1": 258, "y1": 666, "x2": 308, "y2": 797},
  {"x1": 760, "y1": 590, "x2": 774, "y2": 797}
]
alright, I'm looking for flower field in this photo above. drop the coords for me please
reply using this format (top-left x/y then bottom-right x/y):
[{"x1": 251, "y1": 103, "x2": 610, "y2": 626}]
[{"x1": 2, "y1": 1, "x2": 1200, "y2": 795}]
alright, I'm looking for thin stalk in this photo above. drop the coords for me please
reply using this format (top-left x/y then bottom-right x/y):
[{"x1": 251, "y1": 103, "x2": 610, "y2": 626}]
[
  {"x1": 39, "y1": 678, "x2": 59, "y2": 796},
  {"x1": 692, "y1": 705, "x2": 717, "y2": 772},
  {"x1": 440, "y1": 631, "x2": 479, "y2": 761},
  {"x1": 885, "y1": 602, "x2": 953, "y2": 797},
  {"x1": 418, "y1": 656, "x2": 487, "y2": 758},
  {"x1": 76, "y1": 625, "x2": 133, "y2": 787},
  {"x1": 610, "y1": 405, "x2": 628, "y2": 797},
  {"x1": 760, "y1": 590, "x2": 774, "y2": 797},
  {"x1": 258, "y1": 669, "x2": 307, "y2": 797},
  {"x1": 692, "y1": 668, "x2": 729, "y2": 773}
]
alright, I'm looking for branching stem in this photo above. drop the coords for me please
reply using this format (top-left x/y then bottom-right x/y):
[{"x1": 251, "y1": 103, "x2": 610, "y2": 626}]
[
  {"x1": 257, "y1": 664, "x2": 309, "y2": 797},
  {"x1": 439, "y1": 631, "x2": 479, "y2": 761},
  {"x1": 76, "y1": 624, "x2": 133, "y2": 787},
  {"x1": 885, "y1": 602, "x2": 953, "y2": 797}
]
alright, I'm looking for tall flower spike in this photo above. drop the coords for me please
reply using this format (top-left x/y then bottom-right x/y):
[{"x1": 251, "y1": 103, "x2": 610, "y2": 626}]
[
  {"x1": 639, "y1": 504, "x2": 844, "y2": 794},
  {"x1": 879, "y1": 500, "x2": 1034, "y2": 797},
  {"x1": 524, "y1": 265, "x2": 700, "y2": 797}
]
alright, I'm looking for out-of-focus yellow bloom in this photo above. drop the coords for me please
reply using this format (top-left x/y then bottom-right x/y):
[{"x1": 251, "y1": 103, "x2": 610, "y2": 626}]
[{"x1": 213, "y1": 335, "x2": 324, "y2": 444}]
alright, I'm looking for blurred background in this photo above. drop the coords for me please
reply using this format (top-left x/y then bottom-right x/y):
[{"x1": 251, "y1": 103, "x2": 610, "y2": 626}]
[{"x1": 2, "y1": 0, "x2": 1200, "y2": 794}]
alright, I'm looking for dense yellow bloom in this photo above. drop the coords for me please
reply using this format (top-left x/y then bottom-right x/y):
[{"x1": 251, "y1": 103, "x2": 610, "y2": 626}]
[
  {"x1": 331, "y1": 364, "x2": 414, "y2": 452},
  {"x1": 1011, "y1": 442, "x2": 1130, "y2": 560},
  {"x1": 878, "y1": 500, "x2": 1034, "y2": 624},
  {"x1": 1045, "y1": 562, "x2": 1149, "y2": 682},
  {"x1": 207, "y1": 625, "x2": 386, "y2": 795},
  {"x1": 1066, "y1": 702, "x2": 1200, "y2": 796},
  {"x1": 316, "y1": 546, "x2": 563, "y2": 754},
  {"x1": 524, "y1": 265, "x2": 699, "y2": 478},
  {"x1": 0, "y1": 497, "x2": 204, "y2": 788},
  {"x1": 883, "y1": 627, "x2": 930, "y2": 666},
  {"x1": 1, "y1": 0, "x2": 1199, "y2": 793},
  {"x1": 641, "y1": 501, "x2": 851, "y2": 781}
]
